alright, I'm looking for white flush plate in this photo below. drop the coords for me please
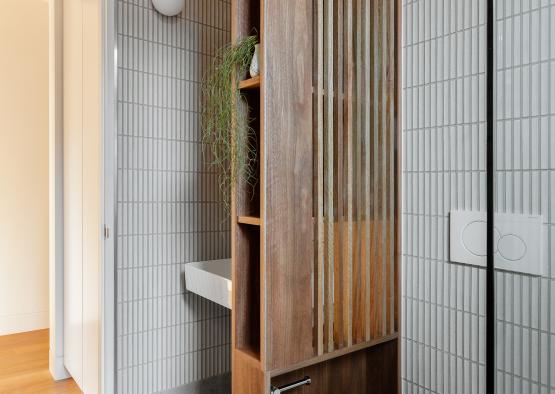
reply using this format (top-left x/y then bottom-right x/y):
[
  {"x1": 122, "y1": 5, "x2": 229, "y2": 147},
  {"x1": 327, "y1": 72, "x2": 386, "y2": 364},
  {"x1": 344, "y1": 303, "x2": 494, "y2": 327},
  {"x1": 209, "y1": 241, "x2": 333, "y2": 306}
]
[{"x1": 450, "y1": 210, "x2": 544, "y2": 276}]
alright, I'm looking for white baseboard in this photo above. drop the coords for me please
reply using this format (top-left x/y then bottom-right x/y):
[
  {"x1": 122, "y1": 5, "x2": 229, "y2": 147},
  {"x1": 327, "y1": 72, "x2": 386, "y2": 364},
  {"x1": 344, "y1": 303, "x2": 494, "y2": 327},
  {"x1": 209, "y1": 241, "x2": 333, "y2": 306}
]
[{"x1": 0, "y1": 311, "x2": 49, "y2": 336}]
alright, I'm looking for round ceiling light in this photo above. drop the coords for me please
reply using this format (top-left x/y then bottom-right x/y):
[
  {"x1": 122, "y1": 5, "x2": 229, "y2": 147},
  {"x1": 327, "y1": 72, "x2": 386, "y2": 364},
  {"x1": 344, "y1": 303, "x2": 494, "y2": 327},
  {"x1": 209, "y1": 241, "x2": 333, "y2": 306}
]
[{"x1": 152, "y1": 0, "x2": 183, "y2": 16}]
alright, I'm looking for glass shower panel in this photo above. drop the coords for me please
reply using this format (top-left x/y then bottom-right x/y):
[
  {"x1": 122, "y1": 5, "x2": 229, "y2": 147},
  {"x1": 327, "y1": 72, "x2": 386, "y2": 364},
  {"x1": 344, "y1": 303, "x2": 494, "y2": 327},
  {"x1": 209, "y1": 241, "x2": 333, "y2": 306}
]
[{"x1": 494, "y1": 0, "x2": 554, "y2": 392}]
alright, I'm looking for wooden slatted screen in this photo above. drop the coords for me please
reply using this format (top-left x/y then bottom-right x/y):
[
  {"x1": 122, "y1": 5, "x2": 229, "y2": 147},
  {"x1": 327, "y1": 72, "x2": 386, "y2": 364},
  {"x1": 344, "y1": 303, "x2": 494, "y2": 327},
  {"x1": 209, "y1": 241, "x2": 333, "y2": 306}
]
[{"x1": 313, "y1": 0, "x2": 397, "y2": 356}]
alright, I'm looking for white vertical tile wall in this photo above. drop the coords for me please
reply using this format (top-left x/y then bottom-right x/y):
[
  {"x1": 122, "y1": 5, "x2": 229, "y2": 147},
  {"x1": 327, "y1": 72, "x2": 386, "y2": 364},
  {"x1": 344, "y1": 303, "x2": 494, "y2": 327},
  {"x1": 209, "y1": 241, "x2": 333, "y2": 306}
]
[
  {"x1": 403, "y1": 0, "x2": 555, "y2": 393},
  {"x1": 494, "y1": 1, "x2": 555, "y2": 393},
  {"x1": 116, "y1": 1, "x2": 232, "y2": 393},
  {"x1": 402, "y1": 0, "x2": 488, "y2": 392}
]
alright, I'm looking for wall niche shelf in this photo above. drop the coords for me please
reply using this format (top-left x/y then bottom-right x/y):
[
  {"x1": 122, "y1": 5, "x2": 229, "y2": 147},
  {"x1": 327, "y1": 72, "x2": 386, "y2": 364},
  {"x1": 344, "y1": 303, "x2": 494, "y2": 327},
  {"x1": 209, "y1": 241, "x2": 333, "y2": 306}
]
[
  {"x1": 237, "y1": 216, "x2": 261, "y2": 226},
  {"x1": 239, "y1": 76, "x2": 260, "y2": 90}
]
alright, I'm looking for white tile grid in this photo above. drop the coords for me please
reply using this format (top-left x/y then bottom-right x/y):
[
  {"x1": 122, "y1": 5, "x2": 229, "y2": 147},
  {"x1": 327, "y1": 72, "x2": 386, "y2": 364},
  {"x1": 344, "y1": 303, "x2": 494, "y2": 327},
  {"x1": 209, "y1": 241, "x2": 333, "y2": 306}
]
[
  {"x1": 403, "y1": 0, "x2": 487, "y2": 393},
  {"x1": 494, "y1": 0, "x2": 555, "y2": 393},
  {"x1": 402, "y1": 0, "x2": 555, "y2": 393},
  {"x1": 116, "y1": 1, "x2": 232, "y2": 393}
]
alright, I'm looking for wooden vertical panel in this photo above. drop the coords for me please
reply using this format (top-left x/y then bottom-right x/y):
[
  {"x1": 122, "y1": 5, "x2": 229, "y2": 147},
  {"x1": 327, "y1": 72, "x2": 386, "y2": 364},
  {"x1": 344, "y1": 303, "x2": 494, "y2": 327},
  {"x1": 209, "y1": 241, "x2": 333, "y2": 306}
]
[
  {"x1": 387, "y1": 0, "x2": 396, "y2": 335},
  {"x1": 324, "y1": 0, "x2": 335, "y2": 354},
  {"x1": 333, "y1": 0, "x2": 344, "y2": 349},
  {"x1": 265, "y1": 0, "x2": 313, "y2": 371},
  {"x1": 394, "y1": 0, "x2": 401, "y2": 337},
  {"x1": 380, "y1": 0, "x2": 388, "y2": 337},
  {"x1": 363, "y1": 0, "x2": 372, "y2": 342},
  {"x1": 368, "y1": 0, "x2": 378, "y2": 341},
  {"x1": 351, "y1": 0, "x2": 364, "y2": 343},
  {"x1": 259, "y1": 0, "x2": 266, "y2": 370},
  {"x1": 343, "y1": 0, "x2": 354, "y2": 348},
  {"x1": 383, "y1": 0, "x2": 391, "y2": 336},
  {"x1": 315, "y1": 0, "x2": 325, "y2": 357},
  {"x1": 394, "y1": 0, "x2": 401, "y2": 379},
  {"x1": 374, "y1": 0, "x2": 385, "y2": 339}
]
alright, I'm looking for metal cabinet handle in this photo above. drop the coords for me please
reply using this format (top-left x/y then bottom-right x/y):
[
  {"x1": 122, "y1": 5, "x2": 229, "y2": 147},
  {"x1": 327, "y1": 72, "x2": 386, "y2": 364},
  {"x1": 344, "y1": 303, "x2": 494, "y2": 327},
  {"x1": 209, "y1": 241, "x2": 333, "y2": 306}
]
[{"x1": 270, "y1": 376, "x2": 311, "y2": 393}]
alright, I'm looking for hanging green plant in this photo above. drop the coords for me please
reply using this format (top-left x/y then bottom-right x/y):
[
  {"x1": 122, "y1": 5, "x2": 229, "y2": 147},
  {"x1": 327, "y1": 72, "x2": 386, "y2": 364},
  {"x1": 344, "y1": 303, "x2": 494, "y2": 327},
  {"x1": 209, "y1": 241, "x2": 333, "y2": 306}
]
[{"x1": 201, "y1": 35, "x2": 258, "y2": 215}]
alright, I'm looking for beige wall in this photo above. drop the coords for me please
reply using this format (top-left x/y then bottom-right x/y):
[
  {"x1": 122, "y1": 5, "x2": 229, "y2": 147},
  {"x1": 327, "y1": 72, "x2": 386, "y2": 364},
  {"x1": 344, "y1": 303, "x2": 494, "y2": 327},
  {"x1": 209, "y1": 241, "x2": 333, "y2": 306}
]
[{"x1": 0, "y1": 0, "x2": 49, "y2": 335}]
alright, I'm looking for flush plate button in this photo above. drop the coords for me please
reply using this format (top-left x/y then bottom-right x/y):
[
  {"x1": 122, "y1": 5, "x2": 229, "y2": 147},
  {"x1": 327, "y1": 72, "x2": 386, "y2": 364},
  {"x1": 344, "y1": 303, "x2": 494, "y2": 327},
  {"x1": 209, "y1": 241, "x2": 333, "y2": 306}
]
[{"x1": 450, "y1": 210, "x2": 544, "y2": 276}]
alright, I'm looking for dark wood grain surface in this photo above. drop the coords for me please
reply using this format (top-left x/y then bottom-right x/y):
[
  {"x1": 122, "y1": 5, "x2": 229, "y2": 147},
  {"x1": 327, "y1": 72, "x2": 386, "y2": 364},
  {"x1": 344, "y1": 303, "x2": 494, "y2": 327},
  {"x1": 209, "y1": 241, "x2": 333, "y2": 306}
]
[
  {"x1": 231, "y1": 0, "x2": 401, "y2": 391},
  {"x1": 270, "y1": 339, "x2": 398, "y2": 394},
  {"x1": 263, "y1": 0, "x2": 314, "y2": 372}
]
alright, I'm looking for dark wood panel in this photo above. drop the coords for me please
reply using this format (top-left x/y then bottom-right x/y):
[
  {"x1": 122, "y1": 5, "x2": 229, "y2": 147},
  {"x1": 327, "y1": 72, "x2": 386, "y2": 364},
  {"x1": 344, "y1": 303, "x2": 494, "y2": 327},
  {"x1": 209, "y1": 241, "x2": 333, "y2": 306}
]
[
  {"x1": 233, "y1": 0, "x2": 260, "y2": 39},
  {"x1": 264, "y1": 0, "x2": 314, "y2": 371},
  {"x1": 270, "y1": 339, "x2": 398, "y2": 394}
]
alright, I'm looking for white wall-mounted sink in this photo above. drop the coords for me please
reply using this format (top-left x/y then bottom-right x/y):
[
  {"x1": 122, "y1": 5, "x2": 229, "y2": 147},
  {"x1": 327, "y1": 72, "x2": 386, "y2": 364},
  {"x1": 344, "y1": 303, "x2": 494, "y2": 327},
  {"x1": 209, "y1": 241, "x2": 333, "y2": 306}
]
[{"x1": 184, "y1": 259, "x2": 231, "y2": 309}]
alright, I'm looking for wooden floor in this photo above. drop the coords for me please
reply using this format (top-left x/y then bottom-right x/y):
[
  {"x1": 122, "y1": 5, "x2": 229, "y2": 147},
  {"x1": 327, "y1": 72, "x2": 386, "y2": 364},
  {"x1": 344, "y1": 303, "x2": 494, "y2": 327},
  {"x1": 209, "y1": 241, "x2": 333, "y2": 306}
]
[{"x1": 0, "y1": 329, "x2": 81, "y2": 394}]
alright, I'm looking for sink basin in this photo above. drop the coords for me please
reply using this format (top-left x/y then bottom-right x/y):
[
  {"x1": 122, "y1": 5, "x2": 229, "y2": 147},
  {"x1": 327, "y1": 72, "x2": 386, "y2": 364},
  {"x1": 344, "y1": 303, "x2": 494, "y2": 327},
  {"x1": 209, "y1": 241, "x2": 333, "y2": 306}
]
[{"x1": 184, "y1": 259, "x2": 231, "y2": 309}]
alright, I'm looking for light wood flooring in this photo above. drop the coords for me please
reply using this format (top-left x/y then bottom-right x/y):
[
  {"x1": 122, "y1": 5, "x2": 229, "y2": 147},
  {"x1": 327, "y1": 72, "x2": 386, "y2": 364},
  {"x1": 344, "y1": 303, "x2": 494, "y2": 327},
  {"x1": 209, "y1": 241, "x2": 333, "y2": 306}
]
[{"x1": 0, "y1": 329, "x2": 81, "y2": 393}]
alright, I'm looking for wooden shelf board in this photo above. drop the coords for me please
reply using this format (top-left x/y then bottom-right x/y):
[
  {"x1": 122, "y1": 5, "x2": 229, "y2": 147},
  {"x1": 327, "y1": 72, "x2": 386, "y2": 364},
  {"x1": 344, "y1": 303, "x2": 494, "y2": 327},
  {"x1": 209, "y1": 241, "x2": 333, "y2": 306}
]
[
  {"x1": 237, "y1": 216, "x2": 261, "y2": 226},
  {"x1": 238, "y1": 76, "x2": 260, "y2": 90}
]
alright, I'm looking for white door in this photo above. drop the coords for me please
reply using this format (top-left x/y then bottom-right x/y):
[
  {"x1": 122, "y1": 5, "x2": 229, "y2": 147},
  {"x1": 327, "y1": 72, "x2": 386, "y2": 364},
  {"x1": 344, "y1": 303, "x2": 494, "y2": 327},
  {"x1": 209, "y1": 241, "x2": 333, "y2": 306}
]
[
  {"x1": 63, "y1": 0, "x2": 84, "y2": 386},
  {"x1": 62, "y1": 0, "x2": 102, "y2": 391}
]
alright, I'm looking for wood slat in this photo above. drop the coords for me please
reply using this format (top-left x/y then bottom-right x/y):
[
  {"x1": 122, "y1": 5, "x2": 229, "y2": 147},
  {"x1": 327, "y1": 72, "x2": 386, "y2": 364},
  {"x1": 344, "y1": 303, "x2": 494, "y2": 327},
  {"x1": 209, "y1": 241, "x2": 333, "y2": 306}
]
[
  {"x1": 394, "y1": 0, "x2": 401, "y2": 337},
  {"x1": 386, "y1": 0, "x2": 395, "y2": 335},
  {"x1": 324, "y1": 0, "x2": 335, "y2": 354},
  {"x1": 376, "y1": 0, "x2": 386, "y2": 338},
  {"x1": 352, "y1": 0, "x2": 364, "y2": 344},
  {"x1": 259, "y1": 0, "x2": 266, "y2": 370},
  {"x1": 315, "y1": 0, "x2": 325, "y2": 357},
  {"x1": 368, "y1": 0, "x2": 377, "y2": 341},
  {"x1": 380, "y1": 0, "x2": 389, "y2": 337},
  {"x1": 333, "y1": 0, "x2": 345, "y2": 350},
  {"x1": 363, "y1": 0, "x2": 372, "y2": 343},
  {"x1": 343, "y1": 0, "x2": 354, "y2": 349}
]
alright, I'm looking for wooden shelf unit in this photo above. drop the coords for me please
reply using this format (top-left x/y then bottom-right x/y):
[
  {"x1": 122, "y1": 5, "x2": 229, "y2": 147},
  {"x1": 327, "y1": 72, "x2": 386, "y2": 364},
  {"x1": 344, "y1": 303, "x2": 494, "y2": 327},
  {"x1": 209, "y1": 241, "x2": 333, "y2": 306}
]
[
  {"x1": 231, "y1": 0, "x2": 401, "y2": 393},
  {"x1": 231, "y1": 0, "x2": 263, "y2": 381}
]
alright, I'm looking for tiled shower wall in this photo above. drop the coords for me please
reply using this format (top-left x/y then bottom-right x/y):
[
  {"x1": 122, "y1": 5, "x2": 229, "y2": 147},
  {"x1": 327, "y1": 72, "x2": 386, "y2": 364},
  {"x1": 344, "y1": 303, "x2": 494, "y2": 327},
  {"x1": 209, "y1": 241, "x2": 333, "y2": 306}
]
[
  {"x1": 402, "y1": 0, "x2": 555, "y2": 393},
  {"x1": 494, "y1": 0, "x2": 555, "y2": 392},
  {"x1": 116, "y1": 1, "x2": 231, "y2": 393},
  {"x1": 402, "y1": 0, "x2": 488, "y2": 391}
]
